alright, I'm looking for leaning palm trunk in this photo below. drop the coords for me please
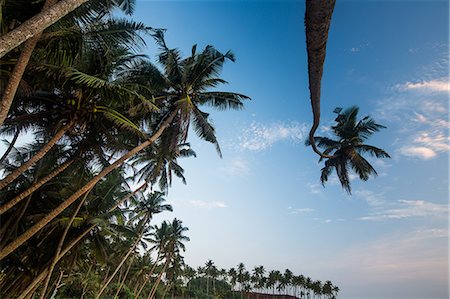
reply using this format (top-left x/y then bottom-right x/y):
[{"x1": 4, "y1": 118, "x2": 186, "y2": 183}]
[
  {"x1": 114, "y1": 255, "x2": 135, "y2": 299},
  {"x1": 148, "y1": 255, "x2": 171, "y2": 299},
  {"x1": 16, "y1": 180, "x2": 144, "y2": 298},
  {"x1": 110, "y1": 181, "x2": 146, "y2": 212},
  {"x1": 0, "y1": 110, "x2": 177, "y2": 260},
  {"x1": 0, "y1": 0, "x2": 57, "y2": 126},
  {"x1": 39, "y1": 190, "x2": 90, "y2": 299},
  {"x1": 17, "y1": 222, "x2": 95, "y2": 299},
  {"x1": 0, "y1": 119, "x2": 75, "y2": 190},
  {"x1": 95, "y1": 229, "x2": 146, "y2": 299},
  {"x1": 305, "y1": 0, "x2": 337, "y2": 159},
  {"x1": 0, "y1": 159, "x2": 74, "y2": 215},
  {"x1": 0, "y1": 130, "x2": 19, "y2": 164},
  {"x1": 0, "y1": 0, "x2": 90, "y2": 59},
  {"x1": 134, "y1": 251, "x2": 161, "y2": 299}
]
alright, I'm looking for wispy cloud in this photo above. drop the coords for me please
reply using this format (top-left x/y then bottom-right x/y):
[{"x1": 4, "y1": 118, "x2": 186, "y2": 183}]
[
  {"x1": 190, "y1": 200, "x2": 227, "y2": 209},
  {"x1": 376, "y1": 74, "x2": 449, "y2": 161},
  {"x1": 348, "y1": 42, "x2": 370, "y2": 53},
  {"x1": 288, "y1": 206, "x2": 315, "y2": 214},
  {"x1": 360, "y1": 199, "x2": 448, "y2": 221},
  {"x1": 355, "y1": 187, "x2": 448, "y2": 221},
  {"x1": 239, "y1": 121, "x2": 308, "y2": 151},
  {"x1": 398, "y1": 146, "x2": 437, "y2": 160},
  {"x1": 307, "y1": 182, "x2": 323, "y2": 195},
  {"x1": 397, "y1": 79, "x2": 449, "y2": 93},
  {"x1": 220, "y1": 157, "x2": 250, "y2": 176}
]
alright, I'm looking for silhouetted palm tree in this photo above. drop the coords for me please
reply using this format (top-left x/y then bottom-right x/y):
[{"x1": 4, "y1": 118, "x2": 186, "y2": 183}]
[{"x1": 307, "y1": 106, "x2": 390, "y2": 193}]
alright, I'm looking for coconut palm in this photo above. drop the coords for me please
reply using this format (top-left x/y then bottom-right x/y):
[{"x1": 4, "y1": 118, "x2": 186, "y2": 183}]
[
  {"x1": 0, "y1": 32, "x2": 248, "y2": 260},
  {"x1": 95, "y1": 191, "x2": 172, "y2": 298},
  {"x1": 0, "y1": 0, "x2": 140, "y2": 125},
  {"x1": 147, "y1": 218, "x2": 189, "y2": 299},
  {"x1": 307, "y1": 106, "x2": 390, "y2": 193},
  {"x1": 0, "y1": 16, "x2": 151, "y2": 193}
]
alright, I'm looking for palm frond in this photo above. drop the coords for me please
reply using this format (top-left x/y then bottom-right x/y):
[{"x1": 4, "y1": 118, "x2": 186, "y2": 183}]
[
  {"x1": 191, "y1": 107, "x2": 221, "y2": 157},
  {"x1": 197, "y1": 92, "x2": 249, "y2": 110},
  {"x1": 355, "y1": 144, "x2": 391, "y2": 158},
  {"x1": 95, "y1": 105, "x2": 146, "y2": 138}
]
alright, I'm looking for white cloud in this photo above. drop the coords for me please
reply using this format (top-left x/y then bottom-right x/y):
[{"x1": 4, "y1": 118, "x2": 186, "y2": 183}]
[
  {"x1": 288, "y1": 207, "x2": 315, "y2": 214},
  {"x1": 307, "y1": 182, "x2": 323, "y2": 194},
  {"x1": 239, "y1": 121, "x2": 308, "y2": 151},
  {"x1": 354, "y1": 189, "x2": 385, "y2": 207},
  {"x1": 190, "y1": 200, "x2": 227, "y2": 209},
  {"x1": 360, "y1": 199, "x2": 447, "y2": 221},
  {"x1": 398, "y1": 146, "x2": 437, "y2": 159},
  {"x1": 398, "y1": 79, "x2": 449, "y2": 93},
  {"x1": 220, "y1": 157, "x2": 250, "y2": 176},
  {"x1": 376, "y1": 74, "x2": 448, "y2": 160}
]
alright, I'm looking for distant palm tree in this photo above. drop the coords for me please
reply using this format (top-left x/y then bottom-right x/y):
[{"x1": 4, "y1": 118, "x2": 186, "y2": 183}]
[
  {"x1": 307, "y1": 106, "x2": 390, "y2": 193},
  {"x1": 205, "y1": 259, "x2": 215, "y2": 295}
]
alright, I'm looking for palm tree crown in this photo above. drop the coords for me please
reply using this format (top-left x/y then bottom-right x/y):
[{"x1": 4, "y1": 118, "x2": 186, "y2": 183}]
[{"x1": 307, "y1": 106, "x2": 390, "y2": 193}]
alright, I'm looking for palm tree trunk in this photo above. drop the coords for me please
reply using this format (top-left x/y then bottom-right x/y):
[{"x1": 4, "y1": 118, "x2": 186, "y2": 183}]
[
  {"x1": 0, "y1": 193, "x2": 32, "y2": 249},
  {"x1": 95, "y1": 230, "x2": 146, "y2": 299},
  {"x1": 162, "y1": 282, "x2": 171, "y2": 298},
  {"x1": 0, "y1": 110, "x2": 177, "y2": 260},
  {"x1": 80, "y1": 262, "x2": 94, "y2": 299},
  {"x1": 114, "y1": 255, "x2": 135, "y2": 299},
  {"x1": 0, "y1": 130, "x2": 19, "y2": 164},
  {"x1": 134, "y1": 251, "x2": 161, "y2": 299},
  {"x1": 305, "y1": 0, "x2": 337, "y2": 159},
  {"x1": 16, "y1": 223, "x2": 95, "y2": 299},
  {"x1": 39, "y1": 190, "x2": 90, "y2": 299},
  {"x1": 148, "y1": 255, "x2": 171, "y2": 299},
  {"x1": 0, "y1": 0, "x2": 90, "y2": 59},
  {"x1": 0, "y1": 159, "x2": 74, "y2": 215},
  {"x1": 0, "y1": 0, "x2": 58, "y2": 126},
  {"x1": 0, "y1": 119, "x2": 75, "y2": 190},
  {"x1": 110, "y1": 182, "x2": 146, "y2": 211}
]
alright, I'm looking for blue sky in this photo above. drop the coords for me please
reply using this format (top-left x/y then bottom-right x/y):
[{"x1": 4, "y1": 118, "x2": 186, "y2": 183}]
[{"x1": 128, "y1": 1, "x2": 449, "y2": 298}]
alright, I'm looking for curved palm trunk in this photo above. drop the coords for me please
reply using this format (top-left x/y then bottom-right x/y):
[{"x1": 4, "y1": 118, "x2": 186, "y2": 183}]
[
  {"x1": 39, "y1": 190, "x2": 90, "y2": 299},
  {"x1": 0, "y1": 0, "x2": 90, "y2": 59},
  {"x1": 0, "y1": 0, "x2": 57, "y2": 126},
  {"x1": 0, "y1": 159, "x2": 74, "y2": 215},
  {"x1": 305, "y1": 0, "x2": 337, "y2": 159},
  {"x1": 0, "y1": 110, "x2": 177, "y2": 260},
  {"x1": 134, "y1": 251, "x2": 161, "y2": 299},
  {"x1": 0, "y1": 130, "x2": 19, "y2": 165},
  {"x1": 0, "y1": 119, "x2": 75, "y2": 190},
  {"x1": 95, "y1": 230, "x2": 145, "y2": 299}
]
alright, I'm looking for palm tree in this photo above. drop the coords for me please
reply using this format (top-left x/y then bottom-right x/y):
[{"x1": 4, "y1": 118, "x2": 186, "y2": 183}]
[
  {"x1": 132, "y1": 140, "x2": 196, "y2": 194},
  {"x1": 0, "y1": 0, "x2": 139, "y2": 125},
  {"x1": 148, "y1": 218, "x2": 189, "y2": 299},
  {"x1": 0, "y1": 16, "x2": 152, "y2": 193},
  {"x1": 283, "y1": 269, "x2": 293, "y2": 295},
  {"x1": 307, "y1": 106, "x2": 390, "y2": 193},
  {"x1": 228, "y1": 267, "x2": 238, "y2": 298},
  {"x1": 0, "y1": 32, "x2": 248, "y2": 260},
  {"x1": 95, "y1": 191, "x2": 173, "y2": 298}
]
